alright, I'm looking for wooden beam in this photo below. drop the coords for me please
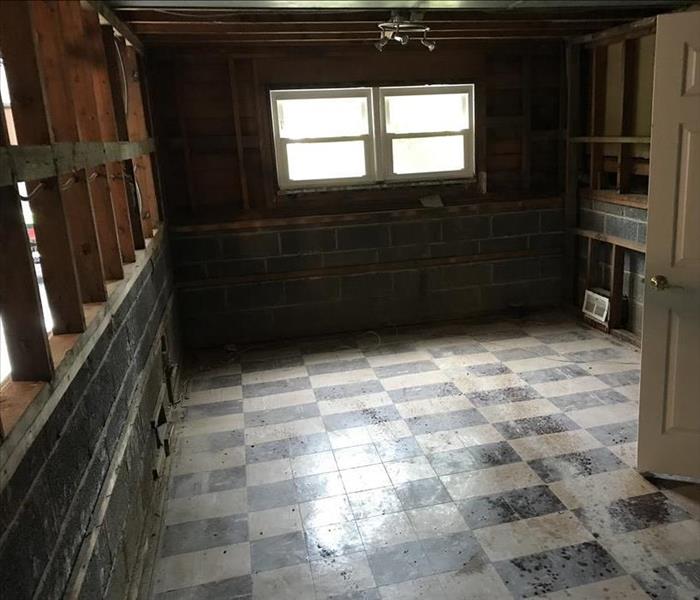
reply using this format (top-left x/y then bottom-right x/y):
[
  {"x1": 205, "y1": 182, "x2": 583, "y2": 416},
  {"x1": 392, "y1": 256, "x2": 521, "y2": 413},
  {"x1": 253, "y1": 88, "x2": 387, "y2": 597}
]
[
  {"x1": 0, "y1": 0, "x2": 86, "y2": 334},
  {"x1": 122, "y1": 42, "x2": 160, "y2": 237},
  {"x1": 571, "y1": 135, "x2": 651, "y2": 143},
  {"x1": 30, "y1": 0, "x2": 107, "y2": 302},
  {"x1": 100, "y1": 25, "x2": 146, "y2": 251},
  {"x1": 0, "y1": 140, "x2": 156, "y2": 186},
  {"x1": 609, "y1": 243, "x2": 625, "y2": 329},
  {"x1": 617, "y1": 38, "x2": 637, "y2": 193},
  {"x1": 564, "y1": 43, "x2": 581, "y2": 304},
  {"x1": 81, "y1": 4, "x2": 137, "y2": 263},
  {"x1": 0, "y1": 107, "x2": 54, "y2": 384},
  {"x1": 574, "y1": 15, "x2": 656, "y2": 47},
  {"x1": 58, "y1": 1, "x2": 124, "y2": 281},
  {"x1": 520, "y1": 52, "x2": 532, "y2": 192},
  {"x1": 589, "y1": 45, "x2": 607, "y2": 190},
  {"x1": 581, "y1": 188, "x2": 647, "y2": 209},
  {"x1": 86, "y1": 0, "x2": 144, "y2": 54},
  {"x1": 575, "y1": 227, "x2": 646, "y2": 254},
  {"x1": 228, "y1": 59, "x2": 251, "y2": 210}
]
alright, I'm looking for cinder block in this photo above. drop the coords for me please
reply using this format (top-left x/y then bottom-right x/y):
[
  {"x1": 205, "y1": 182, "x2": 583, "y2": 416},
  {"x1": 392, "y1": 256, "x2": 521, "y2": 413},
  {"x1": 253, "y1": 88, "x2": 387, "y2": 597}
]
[
  {"x1": 539, "y1": 209, "x2": 565, "y2": 232},
  {"x1": 179, "y1": 287, "x2": 227, "y2": 314},
  {"x1": 429, "y1": 240, "x2": 478, "y2": 258},
  {"x1": 206, "y1": 258, "x2": 266, "y2": 279},
  {"x1": 579, "y1": 209, "x2": 604, "y2": 232},
  {"x1": 280, "y1": 228, "x2": 336, "y2": 255},
  {"x1": 378, "y1": 244, "x2": 430, "y2": 262},
  {"x1": 337, "y1": 224, "x2": 390, "y2": 250},
  {"x1": 227, "y1": 281, "x2": 285, "y2": 309},
  {"x1": 441, "y1": 216, "x2": 491, "y2": 241},
  {"x1": 492, "y1": 258, "x2": 540, "y2": 283},
  {"x1": 285, "y1": 277, "x2": 340, "y2": 304},
  {"x1": 323, "y1": 249, "x2": 379, "y2": 268},
  {"x1": 427, "y1": 263, "x2": 491, "y2": 290},
  {"x1": 492, "y1": 212, "x2": 539, "y2": 236},
  {"x1": 390, "y1": 220, "x2": 442, "y2": 246},
  {"x1": 623, "y1": 206, "x2": 647, "y2": 222},
  {"x1": 267, "y1": 254, "x2": 323, "y2": 274},
  {"x1": 605, "y1": 215, "x2": 637, "y2": 241},
  {"x1": 341, "y1": 272, "x2": 393, "y2": 298},
  {"x1": 171, "y1": 235, "x2": 220, "y2": 263},
  {"x1": 593, "y1": 200, "x2": 623, "y2": 216},
  {"x1": 529, "y1": 233, "x2": 564, "y2": 250},
  {"x1": 479, "y1": 236, "x2": 528, "y2": 254},
  {"x1": 221, "y1": 232, "x2": 280, "y2": 259},
  {"x1": 393, "y1": 269, "x2": 426, "y2": 297}
]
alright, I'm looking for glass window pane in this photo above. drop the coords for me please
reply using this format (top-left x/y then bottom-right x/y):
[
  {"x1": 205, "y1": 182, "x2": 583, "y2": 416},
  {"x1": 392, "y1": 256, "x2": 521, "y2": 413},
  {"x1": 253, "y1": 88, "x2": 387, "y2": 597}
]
[
  {"x1": 385, "y1": 93, "x2": 469, "y2": 134},
  {"x1": 287, "y1": 140, "x2": 366, "y2": 181},
  {"x1": 277, "y1": 96, "x2": 369, "y2": 139},
  {"x1": 391, "y1": 135, "x2": 464, "y2": 175}
]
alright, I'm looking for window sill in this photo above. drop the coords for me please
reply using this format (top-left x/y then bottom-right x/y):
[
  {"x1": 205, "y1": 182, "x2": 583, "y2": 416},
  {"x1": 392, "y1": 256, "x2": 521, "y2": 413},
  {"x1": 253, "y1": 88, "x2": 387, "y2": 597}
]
[
  {"x1": 277, "y1": 177, "x2": 478, "y2": 196},
  {"x1": 0, "y1": 228, "x2": 163, "y2": 487}
]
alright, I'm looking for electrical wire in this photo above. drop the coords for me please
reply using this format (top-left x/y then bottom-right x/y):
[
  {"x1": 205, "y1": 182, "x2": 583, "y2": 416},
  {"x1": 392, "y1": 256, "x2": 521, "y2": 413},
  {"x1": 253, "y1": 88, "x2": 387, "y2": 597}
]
[{"x1": 114, "y1": 38, "x2": 129, "y2": 117}]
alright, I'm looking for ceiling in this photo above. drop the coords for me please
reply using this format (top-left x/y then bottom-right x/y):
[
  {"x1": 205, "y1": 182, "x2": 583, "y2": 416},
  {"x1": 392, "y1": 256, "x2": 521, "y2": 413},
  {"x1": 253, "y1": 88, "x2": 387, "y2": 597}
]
[{"x1": 106, "y1": 0, "x2": 695, "y2": 46}]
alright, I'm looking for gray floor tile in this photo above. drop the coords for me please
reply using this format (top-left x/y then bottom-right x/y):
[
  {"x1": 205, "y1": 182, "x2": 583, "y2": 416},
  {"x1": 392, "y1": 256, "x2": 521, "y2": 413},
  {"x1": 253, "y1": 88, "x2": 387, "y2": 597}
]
[
  {"x1": 155, "y1": 574, "x2": 252, "y2": 599},
  {"x1": 244, "y1": 402, "x2": 320, "y2": 428},
  {"x1": 307, "y1": 358, "x2": 371, "y2": 376},
  {"x1": 420, "y1": 530, "x2": 485, "y2": 574},
  {"x1": 161, "y1": 514, "x2": 248, "y2": 557},
  {"x1": 574, "y1": 492, "x2": 691, "y2": 536},
  {"x1": 492, "y1": 345, "x2": 557, "y2": 361},
  {"x1": 428, "y1": 441, "x2": 520, "y2": 476},
  {"x1": 548, "y1": 388, "x2": 630, "y2": 412},
  {"x1": 395, "y1": 477, "x2": 452, "y2": 510},
  {"x1": 247, "y1": 480, "x2": 297, "y2": 512},
  {"x1": 251, "y1": 531, "x2": 308, "y2": 573},
  {"x1": 519, "y1": 365, "x2": 589, "y2": 384},
  {"x1": 528, "y1": 447, "x2": 627, "y2": 483},
  {"x1": 179, "y1": 430, "x2": 244, "y2": 454},
  {"x1": 295, "y1": 471, "x2": 345, "y2": 502},
  {"x1": 465, "y1": 363, "x2": 512, "y2": 377},
  {"x1": 596, "y1": 370, "x2": 641, "y2": 387},
  {"x1": 387, "y1": 382, "x2": 463, "y2": 403},
  {"x1": 348, "y1": 487, "x2": 403, "y2": 520},
  {"x1": 374, "y1": 437, "x2": 423, "y2": 462},
  {"x1": 170, "y1": 465, "x2": 246, "y2": 499},
  {"x1": 366, "y1": 540, "x2": 433, "y2": 586},
  {"x1": 407, "y1": 409, "x2": 486, "y2": 435},
  {"x1": 374, "y1": 360, "x2": 439, "y2": 379},
  {"x1": 190, "y1": 373, "x2": 242, "y2": 392},
  {"x1": 243, "y1": 377, "x2": 311, "y2": 399},
  {"x1": 587, "y1": 419, "x2": 638, "y2": 446},
  {"x1": 428, "y1": 342, "x2": 486, "y2": 358},
  {"x1": 322, "y1": 405, "x2": 402, "y2": 432},
  {"x1": 185, "y1": 400, "x2": 243, "y2": 420},
  {"x1": 289, "y1": 432, "x2": 332, "y2": 456},
  {"x1": 633, "y1": 558, "x2": 700, "y2": 600},
  {"x1": 494, "y1": 413, "x2": 579, "y2": 440},
  {"x1": 314, "y1": 380, "x2": 384, "y2": 402},
  {"x1": 305, "y1": 521, "x2": 364, "y2": 560},
  {"x1": 466, "y1": 386, "x2": 541, "y2": 407},
  {"x1": 493, "y1": 541, "x2": 625, "y2": 598}
]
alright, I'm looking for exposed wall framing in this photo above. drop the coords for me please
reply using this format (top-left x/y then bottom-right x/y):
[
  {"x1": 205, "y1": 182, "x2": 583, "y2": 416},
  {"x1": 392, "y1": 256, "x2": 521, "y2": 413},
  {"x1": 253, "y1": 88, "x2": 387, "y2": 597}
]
[
  {"x1": 0, "y1": 0, "x2": 161, "y2": 440},
  {"x1": 566, "y1": 17, "x2": 653, "y2": 337}
]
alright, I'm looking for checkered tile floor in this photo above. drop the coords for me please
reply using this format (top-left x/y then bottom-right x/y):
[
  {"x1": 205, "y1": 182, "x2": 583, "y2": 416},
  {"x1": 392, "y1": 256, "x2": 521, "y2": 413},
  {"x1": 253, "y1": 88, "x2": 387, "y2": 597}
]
[{"x1": 152, "y1": 314, "x2": 700, "y2": 599}]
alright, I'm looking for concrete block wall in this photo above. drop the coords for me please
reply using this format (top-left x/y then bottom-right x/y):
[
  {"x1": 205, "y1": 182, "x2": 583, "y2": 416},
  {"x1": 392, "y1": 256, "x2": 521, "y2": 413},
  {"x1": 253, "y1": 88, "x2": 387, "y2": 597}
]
[
  {"x1": 0, "y1": 236, "x2": 180, "y2": 600},
  {"x1": 173, "y1": 203, "x2": 565, "y2": 347},
  {"x1": 578, "y1": 197, "x2": 647, "y2": 335}
]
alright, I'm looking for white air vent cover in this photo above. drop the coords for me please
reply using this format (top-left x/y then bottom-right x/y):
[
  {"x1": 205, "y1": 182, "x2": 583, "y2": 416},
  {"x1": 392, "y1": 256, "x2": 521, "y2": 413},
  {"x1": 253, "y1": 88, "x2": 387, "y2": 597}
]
[{"x1": 582, "y1": 289, "x2": 610, "y2": 324}]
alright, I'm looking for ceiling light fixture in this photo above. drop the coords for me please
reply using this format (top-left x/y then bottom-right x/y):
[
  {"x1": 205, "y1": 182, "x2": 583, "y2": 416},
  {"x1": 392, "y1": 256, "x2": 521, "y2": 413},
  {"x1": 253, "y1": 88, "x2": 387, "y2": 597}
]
[{"x1": 376, "y1": 13, "x2": 436, "y2": 52}]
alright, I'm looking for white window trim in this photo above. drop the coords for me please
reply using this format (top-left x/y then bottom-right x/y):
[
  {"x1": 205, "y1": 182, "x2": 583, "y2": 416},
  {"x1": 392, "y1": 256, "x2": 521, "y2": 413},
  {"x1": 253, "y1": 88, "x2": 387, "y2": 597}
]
[
  {"x1": 270, "y1": 87, "x2": 376, "y2": 190},
  {"x1": 378, "y1": 84, "x2": 475, "y2": 183},
  {"x1": 270, "y1": 84, "x2": 475, "y2": 191}
]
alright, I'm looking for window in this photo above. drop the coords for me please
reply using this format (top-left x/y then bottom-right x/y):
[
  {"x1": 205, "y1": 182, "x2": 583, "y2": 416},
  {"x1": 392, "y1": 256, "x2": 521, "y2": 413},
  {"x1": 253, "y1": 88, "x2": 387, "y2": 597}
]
[{"x1": 270, "y1": 84, "x2": 475, "y2": 190}]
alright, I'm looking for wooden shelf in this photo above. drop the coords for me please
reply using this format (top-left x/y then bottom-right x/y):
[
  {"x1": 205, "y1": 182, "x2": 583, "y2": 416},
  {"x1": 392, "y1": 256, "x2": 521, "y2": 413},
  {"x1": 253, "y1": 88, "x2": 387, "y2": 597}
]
[
  {"x1": 570, "y1": 136, "x2": 650, "y2": 144},
  {"x1": 575, "y1": 227, "x2": 646, "y2": 253},
  {"x1": 581, "y1": 188, "x2": 647, "y2": 209}
]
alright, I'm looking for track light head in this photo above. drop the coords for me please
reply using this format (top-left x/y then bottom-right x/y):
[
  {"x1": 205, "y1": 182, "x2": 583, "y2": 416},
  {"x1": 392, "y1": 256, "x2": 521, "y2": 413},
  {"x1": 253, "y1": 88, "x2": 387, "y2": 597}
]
[
  {"x1": 375, "y1": 37, "x2": 389, "y2": 51},
  {"x1": 421, "y1": 38, "x2": 436, "y2": 51}
]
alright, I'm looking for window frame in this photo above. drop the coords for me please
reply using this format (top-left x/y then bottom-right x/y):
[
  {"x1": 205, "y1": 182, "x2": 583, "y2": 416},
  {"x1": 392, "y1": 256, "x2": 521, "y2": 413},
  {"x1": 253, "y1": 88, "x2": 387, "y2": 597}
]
[
  {"x1": 378, "y1": 84, "x2": 475, "y2": 183},
  {"x1": 270, "y1": 84, "x2": 476, "y2": 191},
  {"x1": 270, "y1": 87, "x2": 377, "y2": 190}
]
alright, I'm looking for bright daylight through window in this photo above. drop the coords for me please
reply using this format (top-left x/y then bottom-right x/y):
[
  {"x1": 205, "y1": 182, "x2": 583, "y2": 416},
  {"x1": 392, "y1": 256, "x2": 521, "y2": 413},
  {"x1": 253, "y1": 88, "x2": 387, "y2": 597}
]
[{"x1": 271, "y1": 84, "x2": 475, "y2": 190}]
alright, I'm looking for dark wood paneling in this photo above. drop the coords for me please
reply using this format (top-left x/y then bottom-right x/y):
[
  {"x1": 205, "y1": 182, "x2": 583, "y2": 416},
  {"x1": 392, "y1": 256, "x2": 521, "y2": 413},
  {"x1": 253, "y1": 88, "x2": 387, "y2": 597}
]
[{"x1": 148, "y1": 41, "x2": 563, "y2": 224}]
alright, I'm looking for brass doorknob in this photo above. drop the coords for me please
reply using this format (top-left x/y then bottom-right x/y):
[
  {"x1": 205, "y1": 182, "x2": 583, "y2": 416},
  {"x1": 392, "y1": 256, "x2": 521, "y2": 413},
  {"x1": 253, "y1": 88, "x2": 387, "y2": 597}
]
[{"x1": 650, "y1": 275, "x2": 669, "y2": 290}]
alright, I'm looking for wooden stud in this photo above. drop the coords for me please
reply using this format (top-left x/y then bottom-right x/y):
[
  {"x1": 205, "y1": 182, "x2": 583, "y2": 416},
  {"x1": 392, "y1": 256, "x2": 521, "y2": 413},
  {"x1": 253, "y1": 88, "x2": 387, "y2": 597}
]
[
  {"x1": 584, "y1": 237, "x2": 594, "y2": 291},
  {"x1": 0, "y1": 107, "x2": 54, "y2": 383},
  {"x1": 228, "y1": 58, "x2": 251, "y2": 210},
  {"x1": 589, "y1": 46, "x2": 607, "y2": 191},
  {"x1": 30, "y1": 0, "x2": 107, "y2": 302},
  {"x1": 564, "y1": 43, "x2": 581, "y2": 304},
  {"x1": 252, "y1": 60, "x2": 277, "y2": 207},
  {"x1": 174, "y1": 65, "x2": 198, "y2": 213},
  {"x1": 609, "y1": 244, "x2": 625, "y2": 329},
  {"x1": 520, "y1": 53, "x2": 532, "y2": 192},
  {"x1": 617, "y1": 39, "x2": 637, "y2": 194},
  {"x1": 101, "y1": 26, "x2": 146, "y2": 251},
  {"x1": 0, "y1": 0, "x2": 86, "y2": 334},
  {"x1": 123, "y1": 42, "x2": 160, "y2": 237},
  {"x1": 81, "y1": 5, "x2": 136, "y2": 263},
  {"x1": 58, "y1": 1, "x2": 124, "y2": 281}
]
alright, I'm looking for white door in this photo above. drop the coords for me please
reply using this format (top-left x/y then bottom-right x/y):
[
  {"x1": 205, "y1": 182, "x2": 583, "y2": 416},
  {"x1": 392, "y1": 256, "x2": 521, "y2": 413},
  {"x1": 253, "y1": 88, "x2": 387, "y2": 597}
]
[{"x1": 638, "y1": 10, "x2": 700, "y2": 479}]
